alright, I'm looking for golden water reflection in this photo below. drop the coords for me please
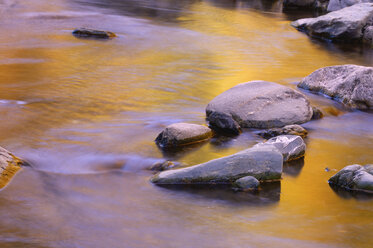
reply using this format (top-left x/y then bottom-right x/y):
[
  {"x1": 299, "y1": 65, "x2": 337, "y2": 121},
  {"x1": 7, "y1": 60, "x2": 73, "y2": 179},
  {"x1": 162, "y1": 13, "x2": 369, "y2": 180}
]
[{"x1": 0, "y1": 0, "x2": 372, "y2": 247}]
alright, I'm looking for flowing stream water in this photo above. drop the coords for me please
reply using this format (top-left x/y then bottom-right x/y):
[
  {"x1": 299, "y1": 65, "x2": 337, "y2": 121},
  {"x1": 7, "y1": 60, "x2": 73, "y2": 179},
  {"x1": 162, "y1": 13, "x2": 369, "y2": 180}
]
[{"x1": 0, "y1": 0, "x2": 372, "y2": 247}]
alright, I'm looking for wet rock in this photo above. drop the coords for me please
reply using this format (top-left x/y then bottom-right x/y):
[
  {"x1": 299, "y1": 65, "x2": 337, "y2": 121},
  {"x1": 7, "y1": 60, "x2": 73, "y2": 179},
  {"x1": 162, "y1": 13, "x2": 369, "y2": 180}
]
[
  {"x1": 151, "y1": 145, "x2": 283, "y2": 185},
  {"x1": 329, "y1": 164, "x2": 373, "y2": 193},
  {"x1": 311, "y1": 106, "x2": 324, "y2": 120},
  {"x1": 207, "y1": 111, "x2": 241, "y2": 135},
  {"x1": 155, "y1": 123, "x2": 213, "y2": 148},
  {"x1": 206, "y1": 81, "x2": 313, "y2": 133},
  {"x1": 148, "y1": 160, "x2": 180, "y2": 172},
  {"x1": 233, "y1": 176, "x2": 260, "y2": 191},
  {"x1": 72, "y1": 28, "x2": 116, "y2": 39},
  {"x1": 255, "y1": 135, "x2": 306, "y2": 162},
  {"x1": 0, "y1": 146, "x2": 27, "y2": 189},
  {"x1": 298, "y1": 65, "x2": 373, "y2": 109},
  {"x1": 327, "y1": 0, "x2": 373, "y2": 11},
  {"x1": 291, "y1": 3, "x2": 373, "y2": 43},
  {"x1": 363, "y1": 26, "x2": 373, "y2": 45},
  {"x1": 257, "y1": 124, "x2": 308, "y2": 139}
]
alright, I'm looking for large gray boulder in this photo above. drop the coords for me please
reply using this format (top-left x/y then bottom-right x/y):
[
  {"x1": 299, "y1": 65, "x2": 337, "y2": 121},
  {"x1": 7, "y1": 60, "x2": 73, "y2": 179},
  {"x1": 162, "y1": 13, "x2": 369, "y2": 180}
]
[
  {"x1": 155, "y1": 123, "x2": 213, "y2": 148},
  {"x1": 327, "y1": 0, "x2": 373, "y2": 11},
  {"x1": 291, "y1": 3, "x2": 373, "y2": 43},
  {"x1": 329, "y1": 164, "x2": 373, "y2": 193},
  {"x1": 255, "y1": 135, "x2": 306, "y2": 162},
  {"x1": 298, "y1": 65, "x2": 373, "y2": 109},
  {"x1": 0, "y1": 146, "x2": 27, "y2": 190},
  {"x1": 206, "y1": 81, "x2": 313, "y2": 134},
  {"x1": 151, "y1": 145, "x2": 283, "y2": 184}
]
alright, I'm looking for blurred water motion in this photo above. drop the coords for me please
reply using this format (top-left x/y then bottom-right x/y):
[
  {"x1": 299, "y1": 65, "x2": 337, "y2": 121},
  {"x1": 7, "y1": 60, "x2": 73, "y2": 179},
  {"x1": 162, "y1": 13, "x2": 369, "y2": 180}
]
[{"x1": 0, "y1": 0, "x2": 372, "y2": 247}]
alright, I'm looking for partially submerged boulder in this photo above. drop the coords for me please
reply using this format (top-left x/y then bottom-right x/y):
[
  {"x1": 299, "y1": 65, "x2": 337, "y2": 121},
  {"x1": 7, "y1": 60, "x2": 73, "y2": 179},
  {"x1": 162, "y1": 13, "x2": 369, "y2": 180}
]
[
  {"x1": 148, "y1": 160, "x2": 180, "y2": 172},
  {"x1": 0, "y1": 146, "x2": 27, "y2": 189},
  {"x1": 329, "y1": 164, "x2": 373, "y2": 193},
  {"x1": 291, "y1": 3, "x2": 373, "y2": 43},
  {"x1": 255, "y1": 135, "x2": 306, "y2": 162},
  {"x1": 155, "y1": 123, "x2": 213, "y2": 148},
  {"x1": 298, "y1": 65, "x2": 373, "y2": 109},
  {"x1": 206, "y1": 81, "x2": 313, "y2": 134},
  {"x1": 327, "y1": 0, "x2": 373, "y2": 11},
  {"x1": 257, "y1": 124, "x2": 308, "y2": 139},
  {"x1": 311, "y1": 106, "x2": 324, "y2": 120},
  {"x1": 72, "y1": 28, "x2": 116, "y2": 39},
  {"x1": 151, "y1": 145, "x2": 283, "y2": 184},
  {"x1": 233, "y1": 176, "x2": 260, "y2": 191}
]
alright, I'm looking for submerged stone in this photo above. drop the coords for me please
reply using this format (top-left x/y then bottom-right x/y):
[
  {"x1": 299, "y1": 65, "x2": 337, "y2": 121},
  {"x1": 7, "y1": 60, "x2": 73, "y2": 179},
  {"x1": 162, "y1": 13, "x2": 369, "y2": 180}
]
[
  {"x1": 233, "y1": 176, "x2": 260, "y2": 191},
  {"x1": 72, "y1": 28, "x2": 116, "y2": 39}
]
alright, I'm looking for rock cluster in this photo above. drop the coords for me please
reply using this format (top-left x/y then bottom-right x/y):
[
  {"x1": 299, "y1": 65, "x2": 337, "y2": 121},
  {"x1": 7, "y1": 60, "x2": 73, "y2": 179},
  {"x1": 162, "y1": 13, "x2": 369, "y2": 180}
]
[
  {"x1": 298, "y1": 65, "x2": 373, "y2": 109},
  {"x1": 291, "y1": 3, "x2": 373, "y2": 44},
  {"x1": 329, "y1": 164, "x2": 373, "y2": 193}
]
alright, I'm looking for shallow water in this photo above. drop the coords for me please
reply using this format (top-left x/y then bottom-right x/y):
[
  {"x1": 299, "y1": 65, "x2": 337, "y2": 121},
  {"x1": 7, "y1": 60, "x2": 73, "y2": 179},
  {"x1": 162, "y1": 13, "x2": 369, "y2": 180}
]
[{"x1": 0, "y1": 0, "x2": 372, "y2": 247}]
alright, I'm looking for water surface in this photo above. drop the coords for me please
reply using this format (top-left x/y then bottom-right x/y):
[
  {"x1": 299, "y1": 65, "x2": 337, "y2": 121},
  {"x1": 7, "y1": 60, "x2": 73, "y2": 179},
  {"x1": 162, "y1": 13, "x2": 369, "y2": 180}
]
[{"x1": 0, "y1": 0, "x2": 372, "y2": 247}]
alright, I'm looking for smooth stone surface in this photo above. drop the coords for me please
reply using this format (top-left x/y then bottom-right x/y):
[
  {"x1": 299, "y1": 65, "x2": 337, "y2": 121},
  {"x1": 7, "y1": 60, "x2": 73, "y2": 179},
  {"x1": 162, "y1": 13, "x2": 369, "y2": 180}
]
[
  {"x1": 0, "y1": 146, "x2": 27, "y2": 189},
  {"x1": 151, "y1": 145, "x2": 283, "y2": 184},
  {"x1": 257, "y1": 124, "x2": 308, "y2": 139},
  {"x1": 328, "y1": 0, "x2": 373, "y2": 11},
  {"x1": 291, "y1": 3, "x2": 373, "y2": 43},
  {"x1": 298, "y1": 65, "x2": 373, "y2": 109},
  {"x1": 72, "y1": 28, "x2": 116, "y2": 39},
  {"x1": 206, "y1": 81, "x2": 313, "y2": 133},
  {"x1": 363, "y1": 26, "x2": 373, "y2": 45},
  {"x1": 255, "y1": 135, "x2": 306, "y2": 162},
  {"x1": 329, "y1": 164, "x2": 373, "y2": 193},
  {"x1": 155, "y1": 123, "x2": 213, "y2": 148},
  {"x1": 233, "y1": 176, "x2": 260, "y2": 191}
]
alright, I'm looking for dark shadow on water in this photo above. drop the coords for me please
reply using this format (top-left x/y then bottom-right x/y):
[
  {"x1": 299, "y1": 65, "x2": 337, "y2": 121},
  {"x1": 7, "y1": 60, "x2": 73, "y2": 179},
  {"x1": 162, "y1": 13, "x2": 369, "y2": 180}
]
[
  {"x1": 157, "y1": 140, "x2": 210, "y2": 161},
  {"x1": 157, "y1": 181, "x2": 281, "y2": 206},
  {"x1": 283, "y1": 158, "x2": 304, "y2": 177},
  {"x1": 329, "y1": 184, "x2": 373, "y2": 201},
  {"x1": 71, "y1": 0, "x2": 199, "y2": 22},
  {"x1": 71, "y1": 0, "x2": 284, "y2": 22}
]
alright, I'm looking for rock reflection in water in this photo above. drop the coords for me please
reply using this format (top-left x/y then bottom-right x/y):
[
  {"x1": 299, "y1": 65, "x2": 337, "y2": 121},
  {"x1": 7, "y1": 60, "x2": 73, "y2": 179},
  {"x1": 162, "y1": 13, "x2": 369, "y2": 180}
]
[
  {"x1": 329, "y1": 184, "x2": 373, "y2": 201},
  {"x1": 283, "y1": 158, "x2": 305, "y2": 177},
  {"x1": 158, "y1": 181, "x2": 281, "y2": 206}
]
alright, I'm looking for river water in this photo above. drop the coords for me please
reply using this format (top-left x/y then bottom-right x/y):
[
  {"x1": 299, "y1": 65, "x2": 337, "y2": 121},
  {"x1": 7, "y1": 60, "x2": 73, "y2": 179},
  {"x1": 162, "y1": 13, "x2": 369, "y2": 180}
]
[{"x1": 0, "y1": 0, "x2": 372, "y2": 247}]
